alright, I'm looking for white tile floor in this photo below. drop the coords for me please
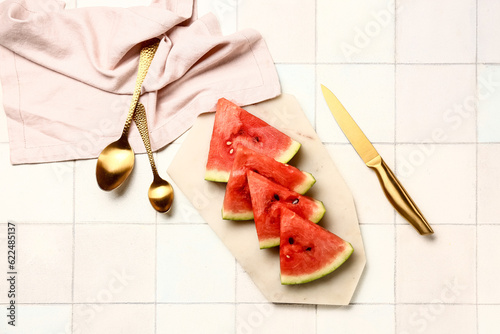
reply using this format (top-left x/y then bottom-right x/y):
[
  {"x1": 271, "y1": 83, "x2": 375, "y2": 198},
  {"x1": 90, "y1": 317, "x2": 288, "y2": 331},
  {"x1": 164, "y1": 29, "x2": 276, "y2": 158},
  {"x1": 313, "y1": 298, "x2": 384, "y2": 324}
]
[{"x1": 1, "y1": 0, "x2": 500, "y2": 333}]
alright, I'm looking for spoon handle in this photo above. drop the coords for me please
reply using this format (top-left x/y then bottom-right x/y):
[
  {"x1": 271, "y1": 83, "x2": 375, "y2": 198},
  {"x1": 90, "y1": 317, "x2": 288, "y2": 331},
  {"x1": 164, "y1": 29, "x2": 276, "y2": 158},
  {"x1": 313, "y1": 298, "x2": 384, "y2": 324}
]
[
  {"x1": 122, "y1": 40, "x2": 160, "y2": 136},
  {"x1": 133, "y1": 103, "x2": 159, "y2": 177}
]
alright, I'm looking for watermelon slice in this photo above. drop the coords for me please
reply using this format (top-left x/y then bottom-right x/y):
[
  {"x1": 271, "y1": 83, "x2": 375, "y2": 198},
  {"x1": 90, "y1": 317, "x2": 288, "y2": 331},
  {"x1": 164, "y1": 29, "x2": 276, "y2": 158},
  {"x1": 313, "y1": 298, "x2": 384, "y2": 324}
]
[
  {"x1": 205, "y1": 98, "x2": 301, "y2": 182},
  {"x1": 279, "y1": 208, "x2": 353, "y2": 285},
  {"x1": 247, "y1": 171, "x2": 325, "y2": 249},
  {"x1": 222, "y1": 145, "x2": 316, "y2": 220}
]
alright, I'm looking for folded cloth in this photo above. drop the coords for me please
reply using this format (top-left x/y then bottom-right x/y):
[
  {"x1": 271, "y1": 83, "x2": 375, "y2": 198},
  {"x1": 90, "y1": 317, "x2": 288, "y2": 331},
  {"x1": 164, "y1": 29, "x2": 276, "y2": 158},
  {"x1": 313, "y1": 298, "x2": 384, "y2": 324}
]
[{"x1": 0, "y1": 0, "x2": 281, "y2": 164}]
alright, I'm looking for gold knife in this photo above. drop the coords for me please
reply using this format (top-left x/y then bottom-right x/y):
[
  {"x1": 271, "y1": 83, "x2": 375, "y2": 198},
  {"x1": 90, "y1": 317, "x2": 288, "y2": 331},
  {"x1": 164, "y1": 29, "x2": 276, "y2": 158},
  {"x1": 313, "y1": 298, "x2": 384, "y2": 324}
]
[{"x1": 320, "y1": 84, "x2": 433, "y2": 235}]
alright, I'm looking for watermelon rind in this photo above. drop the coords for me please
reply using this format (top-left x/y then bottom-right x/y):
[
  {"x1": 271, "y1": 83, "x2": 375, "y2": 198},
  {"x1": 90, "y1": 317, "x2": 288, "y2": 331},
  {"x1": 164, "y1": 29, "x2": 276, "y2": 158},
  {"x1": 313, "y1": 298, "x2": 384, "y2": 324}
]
[
  {"x1": 309, "y1": 200, "x2": 326, "y2": 223},
  {"x1": 221, "y1": 208, "x2": 254, "y2": 221},
  {"x1": 204, "y1": 169, "x2": 230, "y2": 183},
  {"x1": 274, "y1": 140, "x2": 301, "y2": 164},
  {"x1": 292, "y1": 172, "x2": 316, "y2": 196},
  {"x1": 280, "y1": 243, "x2": 353, "y2": 285},
  {"x1": 260, "y1": 237, "x2": 280, "y2": 249}
]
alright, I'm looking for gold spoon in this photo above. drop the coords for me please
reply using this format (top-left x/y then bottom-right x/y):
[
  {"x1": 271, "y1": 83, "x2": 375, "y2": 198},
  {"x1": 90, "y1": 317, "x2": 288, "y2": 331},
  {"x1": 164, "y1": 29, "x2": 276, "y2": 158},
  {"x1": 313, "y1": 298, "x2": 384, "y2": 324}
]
[
  {"x1": 133, "y1": 103, "x2": 174, "y2": 213},
  {"x1": 96, "y1": 40, "x2": 160, "y2": 191}
]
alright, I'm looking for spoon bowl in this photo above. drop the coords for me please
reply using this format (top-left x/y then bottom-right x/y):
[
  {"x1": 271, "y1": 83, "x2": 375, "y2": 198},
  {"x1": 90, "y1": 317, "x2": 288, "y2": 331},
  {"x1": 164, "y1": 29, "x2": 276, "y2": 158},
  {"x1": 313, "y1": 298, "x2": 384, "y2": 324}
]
[
  {"x1": 96, "y1": 134, "x2": 135, "y2": 191},
  {"x1": 148, "y1": 175, "x2": 174, "y2": 213}
]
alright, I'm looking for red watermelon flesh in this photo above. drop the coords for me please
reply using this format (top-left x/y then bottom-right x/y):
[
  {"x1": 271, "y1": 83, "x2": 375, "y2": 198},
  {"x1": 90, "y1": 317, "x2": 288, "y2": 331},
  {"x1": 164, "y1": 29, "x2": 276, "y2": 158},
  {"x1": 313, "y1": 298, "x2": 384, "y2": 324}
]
[
  {"x1": 205, "y1": 98, "x2": 301, "y2": 182},
  {"x1": 247, "y1": 171, "x2": 325, "y2": 249},
  {"x1": 222, "y1": 145, "x2": 316, "y2": 221},
  {"x1": 280, "y1": 208, "x2": 353, "y2": 285}
]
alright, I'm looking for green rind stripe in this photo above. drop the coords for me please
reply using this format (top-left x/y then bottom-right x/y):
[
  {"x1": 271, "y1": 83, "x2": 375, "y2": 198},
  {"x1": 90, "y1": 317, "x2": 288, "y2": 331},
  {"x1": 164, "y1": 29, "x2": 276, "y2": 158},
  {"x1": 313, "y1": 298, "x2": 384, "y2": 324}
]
[
  {"x1": 259, "y1": 237, "x2": 280, "y2": 249},
  {"x1": 293, "y1": 172, "x2": 316, "y2": 195},
  {"x1": 205, "y1": 169, "x2": 230, "y2": 183},
  {"x1": 309, "y1": 200, "x2": 326, "y2": 223},
  {"x1": 275, "y1": 140, "x2": 301, "y2": 164},
  {"x1": 222, "y1": 209, "x2": 254, "y2": 221},
  {"x1": 280, "y1": 242, "x2": 354, "y2": 285}
]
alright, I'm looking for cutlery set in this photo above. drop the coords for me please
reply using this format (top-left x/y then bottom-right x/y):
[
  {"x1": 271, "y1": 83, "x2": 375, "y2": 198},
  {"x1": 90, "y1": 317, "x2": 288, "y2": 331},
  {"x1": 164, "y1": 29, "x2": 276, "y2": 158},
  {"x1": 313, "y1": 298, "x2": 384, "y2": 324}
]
[
  {"x1": 95, "y1": 39, "x2": 174, "y2": 213},
  {"x1": 91, "y1": 38, "x2": 431, "y2": 233}
]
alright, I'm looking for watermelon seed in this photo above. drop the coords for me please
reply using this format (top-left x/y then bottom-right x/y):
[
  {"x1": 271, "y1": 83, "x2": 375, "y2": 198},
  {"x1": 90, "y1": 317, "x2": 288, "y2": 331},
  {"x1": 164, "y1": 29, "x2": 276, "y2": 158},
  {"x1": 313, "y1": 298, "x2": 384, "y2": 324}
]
[
  {"x1": 274, "y1": 194, "x2": 280, "y2": 201},
  {"x1": 229, "y1": 148, "x2": 234, "y2": 154},
  {"x1": 254, "y1": 136, "x2": 260, "y2": 142},
  {"x1": 305, "y1": 247, "x2": 312, "y2": 251},
  {"x1": 226, "y1": 141, "x2": 232, "y2": 145},
  {"x1": 292, "y1": 198, "x2": 299, "y2": 204},
  {"x1": 289, "y1": 237, "x2": 294, "y2": 245}
]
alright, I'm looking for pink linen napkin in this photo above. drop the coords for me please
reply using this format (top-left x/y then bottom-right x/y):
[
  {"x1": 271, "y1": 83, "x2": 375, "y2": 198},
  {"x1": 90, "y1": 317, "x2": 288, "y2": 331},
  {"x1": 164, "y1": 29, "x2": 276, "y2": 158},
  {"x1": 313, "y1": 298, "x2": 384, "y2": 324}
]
[{"x1": 0, "y1": 0, "x2": 281, "y2": 164}]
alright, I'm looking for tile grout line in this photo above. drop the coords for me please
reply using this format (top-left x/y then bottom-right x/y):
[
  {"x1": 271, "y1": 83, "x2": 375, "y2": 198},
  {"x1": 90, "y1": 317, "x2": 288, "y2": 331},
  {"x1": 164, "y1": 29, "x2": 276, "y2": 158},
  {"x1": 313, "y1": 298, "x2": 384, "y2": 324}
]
[
  {"x1": 9, "y1": 301, "x2": 500, "y2": 306},
  {"x1": 154, "y1": 205, "x2": 158, "y2": 333},
  {"x1": 71, "y1": 159, "x2": 76, "y2": 333},
  {"x1": 71, "y1": 9, "x2": 78, "y2": 334},
  {"x1": 393, "y1": 0, "x2": 398, "y2": 332},
  {"x1": 314, "y1": 0, "x2": 318, "y2": 331},
  {"x1": 294, "y1": 62, "x2": 499, "y2": 66},
  {"x1": 323, "y1": 141, "x2": 480, "y2": 145},
  {"x1": 475, "y1": 0, "x2": 479, "y2": 332}
]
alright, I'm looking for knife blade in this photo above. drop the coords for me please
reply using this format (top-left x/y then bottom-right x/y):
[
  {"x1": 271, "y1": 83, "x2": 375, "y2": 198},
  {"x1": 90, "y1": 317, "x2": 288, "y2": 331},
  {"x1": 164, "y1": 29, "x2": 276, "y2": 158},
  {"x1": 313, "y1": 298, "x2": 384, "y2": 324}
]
[{"x1": 320, "y1": 84, "x2": 433, "y2": 235}]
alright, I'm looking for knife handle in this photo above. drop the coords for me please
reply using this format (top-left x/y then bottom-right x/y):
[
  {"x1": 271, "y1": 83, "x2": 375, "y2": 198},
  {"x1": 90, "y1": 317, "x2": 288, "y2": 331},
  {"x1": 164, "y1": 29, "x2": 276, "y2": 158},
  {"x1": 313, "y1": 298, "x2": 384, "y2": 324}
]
[{"x1": 366, "y1": 156, "x2": 434, "y2": 235}]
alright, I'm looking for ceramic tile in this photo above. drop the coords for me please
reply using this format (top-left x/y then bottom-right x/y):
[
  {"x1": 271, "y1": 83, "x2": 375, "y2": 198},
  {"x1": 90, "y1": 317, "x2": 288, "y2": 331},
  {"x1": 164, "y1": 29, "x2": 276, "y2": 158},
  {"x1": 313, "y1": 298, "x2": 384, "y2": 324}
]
[
  {"x1": 396, "y1": 225, "x2": 476, "y2": 304},
  {"x1": 236, "y1": 303, "x2": 315, "y2": 334},
  {"x1": 396, "y1": 304, "x2": 476, "y2": 334},
  {"x1": 478, "y1": 225, "x2": 500, "y2": 304},
  {"x1": 478, "y1": 144, "x2": 500, "y2": 224},
  {"x1": 351, "y1": 225, "x2": 395, "y2": 303},
  {"x1": 0, "y1": 146, "x2": 74, "y2": 223},
  {"x1": 317, "y1": 0, "x2": 395, "y2": 63},
  {"x1": 395, "y1": 144, "x2": 476, "y2": 225},
  {"x1": 73, "y1": 224, "x2": 156, "y2": 303},
  {"x1": 395, "y1": 0, "x2": 476, "y2": 63},
  {"x1": 157, "y1": 224, "x2": 235, "y2": 302},
  {"x1": 3, "y1": 0, "x2": 500, "y2": 330},
  {"x1": 236, "y1": 262, "x2": 268, "y2": 303},
  {"x1": 325, "y1": 144, "x2": 395, "y2": 225},
  {"x1": 238, "y1": 0, "x2": 315, "y2": 63},
  {"x1": 478, "y1": 0, "x2": 500, "y2": 63},
  {"x1": 316, "y1": 64, "x2": 395, "y2": 143},
  {"x1": 0, "y1": 224, "x2": 73, "y2": 303},
  {"x1": 317, "y1": 304, "x2": 395, "y2": 334},
  {"x1": 477, "y1": 65, "x2": 500, "y2": 143},
  {"x1": 73, "y1": 303, "x2": 155, "y2": 334},
  {"x1": 197, "y1": 0, "x2": 237, "y2": 35},
  {"x1": 159, "y1": 143, "x2": 205, "y2": 224},
  {"x1": 0, "y1": 304, "x2": 72, "y2": 334},
  {"x1": 275, "y1": 64, "x2": 316, "y2": 126},
  {"x1": 157, "y1": 304, "x2": 235, "y2": 334},
  {"x1": 396, "y1": 65, "x2": 477, "y2": 143},
  {"x1": 477, "y1": 305, "x2": 500, "y2": 334},
  {"x1": 74, "y1": 156, "x2": 157, "y2": 223}
]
